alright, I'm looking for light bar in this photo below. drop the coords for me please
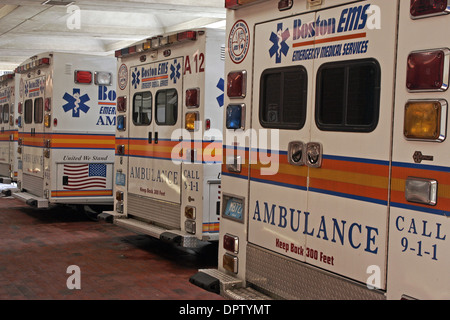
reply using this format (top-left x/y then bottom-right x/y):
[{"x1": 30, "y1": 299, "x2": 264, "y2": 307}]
[
  {"x1": 0, "y1": 74, "x2": 14, "y2": 83},
  {"x1": 177, "y1": 31, "x2": 197, "y2": 42},
  {"x1": 225, "y1": 0, "x2": 262, "y2": 9},
  {"x1": 115, "y1": 30, "x2": 198, "y2": 58},
  {"x1": 15, "y1": 57, "x2": 50, "y2": 74},
  {"x1": 278, "y1": 0, "x2": 293, "y2": 11}
]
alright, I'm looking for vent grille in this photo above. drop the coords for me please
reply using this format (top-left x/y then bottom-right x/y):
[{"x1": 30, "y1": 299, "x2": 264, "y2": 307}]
[
  {"x1": 127, "y1": 193, "x2": 181, "y2": 230},
  {"x1": 220, "y1": 45, "x2": 225, "y2": 61},
  {"x1": 246, "y1": 244, "x2": 385, "y2": 300},
  {"x1": 23, "y1": 174, "x2": 44, "y2": 197},
  {"x1": 0, "y1": 163, "x2": 9, "y2": 177}
]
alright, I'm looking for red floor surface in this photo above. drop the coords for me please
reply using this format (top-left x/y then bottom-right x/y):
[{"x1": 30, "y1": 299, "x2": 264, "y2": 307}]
[{"x1": 0, "y1": 196, "x2": 223, "y2": 300}]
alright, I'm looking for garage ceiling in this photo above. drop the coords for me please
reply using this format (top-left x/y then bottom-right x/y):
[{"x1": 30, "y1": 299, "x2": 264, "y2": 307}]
[{"x1": 0, "y1": 0, "x2": 226, "y2": 71}]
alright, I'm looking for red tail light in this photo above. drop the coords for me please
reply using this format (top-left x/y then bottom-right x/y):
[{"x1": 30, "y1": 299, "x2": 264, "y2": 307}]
[
  {"x1": 223, "y1": 234, "x2": 239, "y2": 253},
  {"x1": 186, "y1": 88, "x2": 200, "y2": 108},
  {"x1": 177, "y1": 31, "x2": 197, "y2": 41},
  {"x1": 74, "y1": 71, "x2": 92, "y2": 84},
  {"x1": 407, "y1": 49, "x2": 449, "y2": 91},
  {"x1": 45, "y1": 98, "x2": 51, "y2": 112},
  {"x1": 128, "y1": 45, "x2": 136, "y2": 54},
  {"x1": 225, "y1": 0, "x2": 262, "y2": 9},
  {"x1": 410, "y1": 0, "x2": 450, "y2": 18},
  {"x1": 225, "y1": 0, "x2": 240, "y2": 8},
  {"x1": 39, "y1": 58, "x2": 50, "y2": 65},
  {"x1": 117, "y1": 96, "x2": 127, "y2": 112},
  {"x1": 227, "y1": 71, "x2": 247, "y2": 98}
]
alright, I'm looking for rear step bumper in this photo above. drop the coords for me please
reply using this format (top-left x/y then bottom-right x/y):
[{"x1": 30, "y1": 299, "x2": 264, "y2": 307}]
[
  {"x1": 113, "y1": 215, "x2": 199, "y2": 247},
  {"x1": 0, "y1": 177, "x2": 11, "y2": 184},
  {"x1": 190, "y1": 269, "x2": 272, "y2": 300},
  {"x1": 12, "y1": 191, "x2": 49, "y2": 208}
]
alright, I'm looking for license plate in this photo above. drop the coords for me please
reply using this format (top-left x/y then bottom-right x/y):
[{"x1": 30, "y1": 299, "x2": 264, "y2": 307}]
[{"x1": 224, "y1": 197, "x2": 244, "y2": 222}]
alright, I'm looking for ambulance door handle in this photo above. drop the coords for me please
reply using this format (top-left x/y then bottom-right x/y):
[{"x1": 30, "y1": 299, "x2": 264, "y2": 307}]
[
  {"x1": 148, "y1": 132, "x2": 152, "y2": 144},
  {"x1": 154, "y1": 132, "x2": 158, "y2": 144},
  {"x1": 305, "y1": 142, "x2": 323, "y2": 168},
  {"x1": 288, "y1": 141, "x2": 305, "y2": 166}
]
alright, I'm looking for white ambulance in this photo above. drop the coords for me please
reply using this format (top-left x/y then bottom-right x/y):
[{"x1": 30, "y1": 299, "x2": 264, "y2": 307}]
[
  {"x1": 13, "y1": 52, "x2": 117, "y2": 210},
  {"x1": 191, "y1": 0, "x2": 450, "y2": 300},
  {"x1": 0, "y1": 72, "x2": 19, "y2": 185},
  {"x1": 109, "y1": 29, "x2": 224, "y2": 247}
]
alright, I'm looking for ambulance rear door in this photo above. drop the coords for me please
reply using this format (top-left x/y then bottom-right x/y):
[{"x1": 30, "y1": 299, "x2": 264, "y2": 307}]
[
  {"x1": 0, "y1": 84, "x2": 11, "y2": 176},
  {"x1": 22, "y1": 74, "x2": 46, "y2": 196},
  {"x1": 249, "y1": 0, "x2": 398, "y2": 289},
  {"x1": 305, "y1": 1, "x2": 397, "y2": 288},
  {"x1": 248, "y1": 11, "x2": 316, "y2": 264},
  {"x1": 127, "y1": 58, "x2": 183, "y2": 226}
]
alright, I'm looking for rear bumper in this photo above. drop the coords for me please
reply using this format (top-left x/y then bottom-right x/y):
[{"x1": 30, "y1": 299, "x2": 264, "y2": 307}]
[
  {"x1": 112, "y1": 214, "x2": 200, "y2": 247},
  {"x1": 13, "y1": 191, "x2": 49, "y2": 208}
]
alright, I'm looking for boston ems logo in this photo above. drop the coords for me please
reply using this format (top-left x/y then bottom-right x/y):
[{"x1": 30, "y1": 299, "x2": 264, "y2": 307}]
[
  {"x1": 228, "y1": 20, "x2": 250, "y2": 64},
  {"x1": 269, "y1": 23, "x2": 290, "y2": 64}
]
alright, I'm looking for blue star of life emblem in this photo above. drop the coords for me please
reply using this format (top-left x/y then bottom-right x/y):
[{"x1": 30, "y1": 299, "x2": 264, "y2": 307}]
[
  {"x1": 216, "y1": 78, "x2": 224, "y2": 107},
  {"x1": 170, "y1": 59, "x2": 181, "y2": 84},
  {"x1": 62, "y1": 89, "x2": 90, "y2": 118},
  {"x1": 269, "y1": 23, "x2": 290, "y2": 64},
  {"x1": 132, "y1": 69, "x2": 140, "y2": 89}
]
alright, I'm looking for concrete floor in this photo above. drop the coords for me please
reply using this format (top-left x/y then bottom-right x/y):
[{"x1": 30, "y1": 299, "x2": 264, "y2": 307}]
[{"x1": 0, "y1": 185, "x2": 223, "y2": 300}]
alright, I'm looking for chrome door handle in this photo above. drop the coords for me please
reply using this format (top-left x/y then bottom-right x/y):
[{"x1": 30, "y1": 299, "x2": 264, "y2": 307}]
[
  {"x1": 306, "y1": 142, "x2": 322, "y2": 168},
  {"x1": 288, "y1": 141, "x2": 305, "y2": 166}
]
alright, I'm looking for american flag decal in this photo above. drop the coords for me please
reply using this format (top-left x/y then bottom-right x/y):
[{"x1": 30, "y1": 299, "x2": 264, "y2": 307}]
[{"x1": 63, "y1": 163, "x2": 107, "y2": 190}]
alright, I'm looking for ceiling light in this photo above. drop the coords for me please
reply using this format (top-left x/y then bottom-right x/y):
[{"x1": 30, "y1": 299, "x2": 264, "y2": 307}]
[{"x1": 41, "y1": 0, "x2": 75, "y2": 6}]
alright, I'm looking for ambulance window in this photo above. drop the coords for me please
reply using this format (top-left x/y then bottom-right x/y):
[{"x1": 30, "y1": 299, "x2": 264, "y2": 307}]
[
  {"x1": 316, "y1": 59, "x2": 380, "y2": 132},
  {"x1": 3, "y1": 104, "x2": 9, "y2": 123},
  {"x1": 24, "y1": 99, "x2": 33, "y2": 124},
  {"x1": 156, "y1": 89, "x2": 178, "y2": 126},
  {"x1": 259, "y1": 66, "x2": 307, "y2": 130},
  {"x1": 132, "y1": 92, "x2": 152, "y2": 126},
  {"x1": 34, "y1": 98, "x2": 43, "y2": 124}
]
